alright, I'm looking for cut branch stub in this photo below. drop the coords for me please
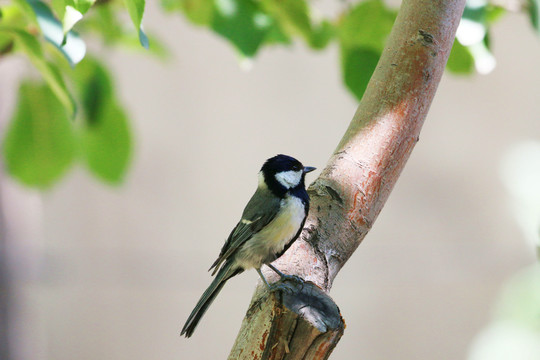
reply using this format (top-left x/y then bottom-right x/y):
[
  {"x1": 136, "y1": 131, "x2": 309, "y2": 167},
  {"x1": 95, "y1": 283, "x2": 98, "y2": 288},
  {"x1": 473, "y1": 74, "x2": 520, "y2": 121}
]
[{"x1": 228, "y1": 280, "x2": 344, "y2": 360}]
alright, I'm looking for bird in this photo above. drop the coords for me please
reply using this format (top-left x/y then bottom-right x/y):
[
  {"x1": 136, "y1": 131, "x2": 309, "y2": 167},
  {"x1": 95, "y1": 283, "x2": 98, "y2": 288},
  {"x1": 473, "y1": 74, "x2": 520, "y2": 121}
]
[{"x1": 181, "y1": 154, "x2": 316, "y2": 338}]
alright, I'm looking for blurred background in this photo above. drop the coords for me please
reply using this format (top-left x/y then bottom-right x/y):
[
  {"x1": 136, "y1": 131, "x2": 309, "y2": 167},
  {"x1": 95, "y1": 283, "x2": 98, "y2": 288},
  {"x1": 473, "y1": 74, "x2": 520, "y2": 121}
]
[{"x1": 1, "y1": 1, "x2": 539, "y2": 359}]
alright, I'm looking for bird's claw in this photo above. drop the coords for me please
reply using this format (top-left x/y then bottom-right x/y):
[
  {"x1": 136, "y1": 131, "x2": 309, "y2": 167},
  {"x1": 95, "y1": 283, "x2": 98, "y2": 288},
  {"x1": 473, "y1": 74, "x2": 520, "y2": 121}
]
[
  {"x1": 283, "y1": 274, "x2": 304, "y2": 283},
  {"x1": 269, "y1": 274, "x2": 306, "y2": 294},
  {"x1": 269, "y1": 282, "x2": 295, "y2": 295}
]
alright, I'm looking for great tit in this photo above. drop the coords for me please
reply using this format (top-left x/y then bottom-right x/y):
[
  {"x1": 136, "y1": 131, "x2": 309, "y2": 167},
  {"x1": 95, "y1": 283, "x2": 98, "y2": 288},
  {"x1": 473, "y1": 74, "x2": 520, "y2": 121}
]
[{"x1": 181, "y1": 154, "x2": 316, "y2": 338}]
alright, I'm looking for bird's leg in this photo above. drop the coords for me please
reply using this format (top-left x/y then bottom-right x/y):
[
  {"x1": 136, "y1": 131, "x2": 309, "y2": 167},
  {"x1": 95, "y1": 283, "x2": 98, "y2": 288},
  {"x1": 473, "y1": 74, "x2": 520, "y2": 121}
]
[
  {"x1": 266, "y1": 263, "x2": 286, "y2": 278},
  {"x1": 266, "y1": 263, "x2": 305, "y2": 288},
  {"x1": 256, "y1": 268, "x2": 271, "y2": 289}
]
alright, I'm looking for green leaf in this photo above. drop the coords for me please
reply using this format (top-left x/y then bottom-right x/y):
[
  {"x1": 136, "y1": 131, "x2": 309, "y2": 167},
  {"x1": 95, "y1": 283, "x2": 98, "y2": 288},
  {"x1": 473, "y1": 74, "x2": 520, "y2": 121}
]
[
  {"x1": 77, "y1": 5, "x2": 168, "y2": 58},
  {"x1": 79, "y1": 3, "x2": 123, "y2": 43},
  {"x1": 2, "y1": 27, "x2": 76, "y2": 116},
  {"x1": 51, "y1": 0, "x2": 96, "y2": 34},
  {"x1": 162, "y1": 0, "x2": 214, "y2": 25},
  {"x1": 308, "y1": 20, "x2": 334, "y2": 50},
  {"x1": 211, "y1": 0, "x2": 272, "y2": 57},
  {"x1": 51, "y1": 0, "x2": 68, "y2": 19},
  {"x1": 455, "y1": 2, "x2": 496, "y2": 74},
  {"x1": 528, "y1": 0, "x2": 540, "y2": 35},
  {"x1": 59, "y1": 0, "x2": 96, "y2": 36},
  {"x1": 73, "y1": 58, "x2": 133, "y2": 183},
  {"x1": 462, "y1": 2, "x2": 487, "y2": 24},
  {"x1": 2, "y1": 81, "x2": 76, "y2": 188},
  {"x1": 0, "y1": 5, "x2": 26, "y2": 54},
  {"x1": 338, "y1": 0, "x2": 396, "y2": 51},
  {"x1": 123, "y1": 0, "x2": 149, "y2": 48},
  {"x1": 82, "y1": 102, "x2": 132, "y2": 183},
  {"x1": 260, "y1": 0, "x2": 334, "y2": 49},
  {"x1": 446, "y1": 39, "x2": 475, "y2": 74},
  {"x1": 26, "y1": 0, "x2": 86, "y2": 66},
  {"x1": 485, "y1": 4, "x2": 506, "y2": 25},
  {"x1": 337, "y1": 0, "x2": 395, "y2": 101},
  {"x1": 0, "y1": 4, "x2": 27, "y2": 28},
  {"x1": 62, "y1": 5, "x2": 83, "y2": 36},
  {"x1": 122, "y1": 31, "x2": 170, "y2": 58},
  {"x1": 261, "y1": 0, "x2": 310, "y2": 38},
  {"x1": 341, "y1": 46, "x2": 380, "y2": 101},
  {"x1": 74, "y1": 0, "x2": 95, "y2": 14},
  {"x1": 264, "y1": 21, "x2": 292, "y2": 45}
]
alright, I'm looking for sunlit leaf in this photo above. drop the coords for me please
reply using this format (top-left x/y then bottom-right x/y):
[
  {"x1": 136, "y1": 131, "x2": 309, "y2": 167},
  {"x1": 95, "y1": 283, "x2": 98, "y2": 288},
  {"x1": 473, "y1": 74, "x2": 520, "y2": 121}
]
[
  {"x1": 341, "y1": 47, "x2": 379, "y2": 101},
  {"x1": 50, "y1": 0, "x2": 97, "y2": 33},
  {"x1": 0, "y1": 5, "x2": 26, "y2": 54},
  {"x1": 79, "y1": 3, "x2": 124, "y2": 43},
  {"x1": 120, "y1": 31, "x2": 170, "y2": 58},
  {"x1": 485, "y1": 4, "x2": 506, "y2": 25},
  {"x1": 308, "y1": 20, "x2": 334, "y2": 49},
  {"x1": 162, "y1": 0, "x2": 214, "y2": 25},
  {"x1": 338, "y1": 0, "x2": 395, "y2": 101},
  {"x1": 26, "y1": 0, "x2": 86, "y2": 65},
  {"x1": 123, "y1": 0, "x2": 149, "y2": 48},
  {"x1": 62, "y1": 5, "x2": 83, "y2": 36},
  {"x1": 446, "y1": 39, "x2": 475, "y2": 74},
  {"x1": 338, "y1": 0, "x2": 396, "y2": 51},
  {"x1": 2, "y1": 81, "x2": 76, "y2": 188},
  {"x1": 74, "y1": 0, "x2": 95, "y2": 14},
  {"x1": 261, "y1": 0, "x2": 310, "y2": 38},
  {"x1": 261, "y1": 0, "x2": 333, "y2": 49},
  {"x1": 77, "y1": 5, "x2": 167, "y2": 58},
  {"x1": 73, "y1": 58, "x2": 133, "y2": 183},
  {"x1": 264, "y1": 21, "x2": 291, "y2": 45},
  {"x1": 0, "y1": 4, "x2": 27, "y2": 28},
  {"x1": 3, "y1": 28, "x2": 76, "y2": 116},
  {"x1": 211, "y1": 0, "x2": 272, "y2": 57},
  {"x1": 51, "y1": 0, "x2": 67, "y2": 19}
]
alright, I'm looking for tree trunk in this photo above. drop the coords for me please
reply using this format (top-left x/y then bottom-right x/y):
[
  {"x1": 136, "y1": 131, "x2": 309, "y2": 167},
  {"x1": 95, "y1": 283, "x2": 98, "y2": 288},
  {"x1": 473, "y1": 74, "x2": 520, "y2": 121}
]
[{"x1": 229, "y1": 0, "x2": 467, "y2": 358}]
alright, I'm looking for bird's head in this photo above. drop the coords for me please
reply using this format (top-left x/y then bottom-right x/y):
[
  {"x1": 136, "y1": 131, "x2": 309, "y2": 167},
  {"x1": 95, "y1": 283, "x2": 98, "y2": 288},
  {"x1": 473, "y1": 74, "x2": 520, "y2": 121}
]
[{"x1": 259, "y1": 154, "x2": 316, "y2": 195}]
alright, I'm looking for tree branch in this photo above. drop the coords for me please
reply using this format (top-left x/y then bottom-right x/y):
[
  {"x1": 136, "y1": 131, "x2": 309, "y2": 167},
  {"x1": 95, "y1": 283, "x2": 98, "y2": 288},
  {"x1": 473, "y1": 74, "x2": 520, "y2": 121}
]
[{"x1": 229, "y1": 0, "x2": 467, "y2": 358}]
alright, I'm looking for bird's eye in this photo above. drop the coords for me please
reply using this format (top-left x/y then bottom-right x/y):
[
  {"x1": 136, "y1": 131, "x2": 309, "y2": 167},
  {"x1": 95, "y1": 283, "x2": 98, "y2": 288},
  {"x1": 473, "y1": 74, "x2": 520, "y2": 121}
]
[{"x1": 292, "y1": 165, "x2": 300, "y2": 171}]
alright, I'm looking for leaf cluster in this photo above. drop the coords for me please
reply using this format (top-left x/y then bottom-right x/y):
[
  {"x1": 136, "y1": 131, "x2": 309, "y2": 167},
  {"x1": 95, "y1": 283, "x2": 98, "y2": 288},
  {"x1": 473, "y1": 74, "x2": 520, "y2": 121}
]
[
  {"x1": 0, "y1": 0, "x2": 538, "y2": 188},
  {"x1": 0, "y1": 0, "x2": 150, "y2": 187}
]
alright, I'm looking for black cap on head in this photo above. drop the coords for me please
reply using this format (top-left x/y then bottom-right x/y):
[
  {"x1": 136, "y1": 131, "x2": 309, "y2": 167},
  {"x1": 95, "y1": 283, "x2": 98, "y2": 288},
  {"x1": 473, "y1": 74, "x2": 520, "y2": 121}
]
[
  {"x1": 261, "y1": 154, "x2": 303, "y2": 174},
  {"x1": 260, "y1": 154, "x2": 313, "y2": 197}
]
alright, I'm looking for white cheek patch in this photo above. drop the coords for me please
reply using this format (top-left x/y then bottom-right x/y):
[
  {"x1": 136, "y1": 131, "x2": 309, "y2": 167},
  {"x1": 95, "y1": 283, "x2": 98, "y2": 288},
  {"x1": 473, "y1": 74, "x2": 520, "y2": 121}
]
[{"x1": 275, "y1": 170, "x2": 302, "y2": 189}]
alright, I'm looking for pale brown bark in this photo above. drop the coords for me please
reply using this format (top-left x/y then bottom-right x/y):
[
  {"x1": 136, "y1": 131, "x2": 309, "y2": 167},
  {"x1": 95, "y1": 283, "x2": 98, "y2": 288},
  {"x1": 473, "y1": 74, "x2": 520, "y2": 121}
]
[{"x1": 229, "y1": 0, "x2": 467, "y2": 358}]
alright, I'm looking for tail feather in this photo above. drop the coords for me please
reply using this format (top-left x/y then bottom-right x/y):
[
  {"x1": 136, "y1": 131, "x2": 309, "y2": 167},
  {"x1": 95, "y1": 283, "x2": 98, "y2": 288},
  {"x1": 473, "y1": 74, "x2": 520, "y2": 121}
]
[{"x1": 181, "y1": 262, "x2": 242, "y2": 337}]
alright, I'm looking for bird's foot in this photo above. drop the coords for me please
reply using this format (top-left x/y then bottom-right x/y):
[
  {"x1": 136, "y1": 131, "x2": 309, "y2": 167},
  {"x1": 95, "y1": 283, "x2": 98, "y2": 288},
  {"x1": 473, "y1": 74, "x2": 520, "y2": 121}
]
[
  {"x1": 269, "y1": 281, "x2": 296, "y2": 295},
  {"x1": 280, "y1": 274, "x2": 305, "y2": 286},
  {"x1": 269, "y1": 274, "x2": 306, "y2": 294}
]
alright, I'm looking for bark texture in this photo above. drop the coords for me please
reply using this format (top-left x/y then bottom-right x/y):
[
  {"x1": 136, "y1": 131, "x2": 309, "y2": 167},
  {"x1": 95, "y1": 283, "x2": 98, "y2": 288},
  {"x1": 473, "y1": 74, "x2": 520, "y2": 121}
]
[
  {"x1": 230, "y1": 0, "x2": 467, "y2": 358},
  {"x1": 229, "y1": 280, "x2": 344, "y2": 360}
]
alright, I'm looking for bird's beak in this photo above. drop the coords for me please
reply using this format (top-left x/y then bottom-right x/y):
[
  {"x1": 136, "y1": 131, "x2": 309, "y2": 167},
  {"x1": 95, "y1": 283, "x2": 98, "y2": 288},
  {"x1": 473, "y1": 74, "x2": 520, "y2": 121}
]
[{"x1": 303, "y1": 166, "x2": 316, "y2": 173}]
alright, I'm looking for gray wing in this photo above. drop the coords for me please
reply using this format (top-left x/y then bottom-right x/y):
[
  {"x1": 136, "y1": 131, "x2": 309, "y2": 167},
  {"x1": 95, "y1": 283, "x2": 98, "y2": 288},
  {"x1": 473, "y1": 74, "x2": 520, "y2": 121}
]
[{"x1": 209, "y1": 187, "x2": 281, "y2": 274}]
